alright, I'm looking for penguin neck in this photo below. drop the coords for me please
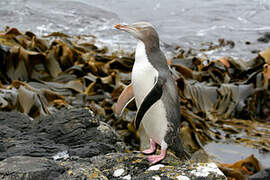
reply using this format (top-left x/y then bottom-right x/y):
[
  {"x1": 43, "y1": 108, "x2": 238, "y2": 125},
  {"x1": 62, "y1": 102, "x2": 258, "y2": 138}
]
[
  {"x1": 141, "y1": 37, "x2": 160, "y2": 53},
  {"x1": 136, "y1": 40, "x2": 158, "y2": 60},
  {"x1": 135, "y1": 40, "x2": 149, "y2": 64}
]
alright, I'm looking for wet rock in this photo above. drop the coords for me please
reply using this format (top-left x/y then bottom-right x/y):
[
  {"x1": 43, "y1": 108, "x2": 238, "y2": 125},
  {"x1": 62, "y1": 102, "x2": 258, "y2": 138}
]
[
  {"x1": 218, "y1": 154, "x2": 261, "y2": 180},
  {"x1": 257, "y1": 32, "x2": 270, "y2": 43},
  {"x1": 248, "y1": 167, "x2": 270, "y2": 180},
  {"x1": 0, "y1": 156, "x2": 65, "y2": 180}
]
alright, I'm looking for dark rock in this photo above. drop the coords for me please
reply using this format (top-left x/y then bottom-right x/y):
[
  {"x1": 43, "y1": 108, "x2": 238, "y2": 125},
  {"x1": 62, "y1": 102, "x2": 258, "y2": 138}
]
[
  {"x1": 247, "y1": 167, "x2": 270, "y2": 180},
  {"x1": 0, "y1": 135, "x2": 68, "y2": 160},
  {"x1": 33, "y1": 108, "x2": 120, "y2": 147},
  {"x1": 0, "y1": 109, "x2": 125, "y2": 160},
  {"x1": 0, "y1": 125, "x2": 20, "y2": 139},
  {"x1": 0, "y1": 156, "x2": 65, "y2": 180},
  {"x1": 0, "y1": 111, "x2": 32, "y2": 136},
  {"x1": 0, "y1": 112, "x2": 67, "y2": 160},
  {"x1": 69, "y1": 142, "x2": 117, "y2": 158},
  {"x1": 257, "y1": 32, "x2": 270, "y2": 43}
]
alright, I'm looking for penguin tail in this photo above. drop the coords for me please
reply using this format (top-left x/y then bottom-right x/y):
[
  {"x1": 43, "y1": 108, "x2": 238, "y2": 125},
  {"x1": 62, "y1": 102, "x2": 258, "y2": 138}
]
[
  {"x1": 172, "y1": 147, "x2": 191, "y2": 161},
  {"x1": 169, "y1": 135, "x2": 191, "y2": 160}
]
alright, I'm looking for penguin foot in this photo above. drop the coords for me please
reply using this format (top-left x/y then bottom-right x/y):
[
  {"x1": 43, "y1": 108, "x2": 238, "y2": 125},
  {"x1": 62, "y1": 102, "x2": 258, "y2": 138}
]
[
  {"x1": 142, "y1": 149, "x2": 155, "y2": 154},
  {"x1": 142, "y1": 139, "x2": 156, "y2": 155},
  {"x1": 147, "y1": 149, "x2": 166, "y2": 164}
]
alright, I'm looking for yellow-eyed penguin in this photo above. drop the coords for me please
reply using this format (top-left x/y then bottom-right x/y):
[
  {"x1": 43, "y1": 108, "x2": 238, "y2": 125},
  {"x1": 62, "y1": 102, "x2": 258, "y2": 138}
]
[{"x1": 115, "y1": 22, "x2": 190, "y2": 164}]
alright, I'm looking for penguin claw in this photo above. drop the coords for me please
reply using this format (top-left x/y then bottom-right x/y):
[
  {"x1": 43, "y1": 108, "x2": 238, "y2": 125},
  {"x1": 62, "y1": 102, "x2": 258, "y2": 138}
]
[
  {"x1": 147, "y1": 155, "x2": 165, "y2": 165},
  {"x1": 147, "y1": 149, "x2": 166, "y2": 164}
]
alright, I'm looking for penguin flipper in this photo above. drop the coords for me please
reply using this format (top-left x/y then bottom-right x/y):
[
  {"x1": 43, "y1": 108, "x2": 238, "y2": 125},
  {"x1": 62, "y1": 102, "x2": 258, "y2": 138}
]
[
  {"x1": 116, "y1": 83, "x2": 134, "y2": 116},
  {"x1": 135, "y1": 76, "x2": 164, "y2": 129}
]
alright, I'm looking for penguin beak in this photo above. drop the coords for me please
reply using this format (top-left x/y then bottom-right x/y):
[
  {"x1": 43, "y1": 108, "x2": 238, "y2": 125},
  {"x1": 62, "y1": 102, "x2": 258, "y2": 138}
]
[
  {"x1": 115, "y1": 24, "x2": 135, "y2": 32},
  {"x1": 115, "y1": 24, "x2": 142, "y2": 40},
  {"x1": 115, "y1": 24, "x2": 127, "y2": 30}
]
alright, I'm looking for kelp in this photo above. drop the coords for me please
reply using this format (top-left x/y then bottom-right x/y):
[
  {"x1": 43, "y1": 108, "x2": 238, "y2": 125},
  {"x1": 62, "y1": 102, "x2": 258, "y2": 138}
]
[
  {"x1": 172, "y1": 47, "x2": 270, "y2": 151},
  {"x1": 218, "y1": 154, "x2": 261, "y2": 180},
  {"x1": 0, "y1": 27, "x2": 269, "y2": 156}
]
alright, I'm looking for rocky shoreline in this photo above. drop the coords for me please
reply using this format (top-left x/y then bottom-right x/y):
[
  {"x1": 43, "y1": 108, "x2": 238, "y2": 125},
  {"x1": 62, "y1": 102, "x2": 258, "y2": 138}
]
[
  {"x1": 0, "y1": 109, "x2": 227, "y2": 179},
  {"x1": 0, "y1": 27, "x2": 270, "y2": 179}
]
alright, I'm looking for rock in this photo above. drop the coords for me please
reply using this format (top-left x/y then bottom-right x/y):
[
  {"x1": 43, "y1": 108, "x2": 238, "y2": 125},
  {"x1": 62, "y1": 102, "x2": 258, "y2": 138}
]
[
  {"x1": 87, "y1": 151, "x2": 226, "y2": 180},
  {"x1": 0, "y1": 135, "x2": 68, "y2": 160},
  {"x1": 0, "y1": 152, "x2": 226, "y2": 180},
  {"x1": 57, "y1": 157, "x2": 108, "y2": 179},
  {"x1": 33, "y1": 108, "x2": 121, "y2": 147},
  {"x1": 0, "y1": 156, "x2": 65, "y2": 180},
  {"x1": 0, "y1": 88, "x2": 17, "y2": 110},
  {"x1": 0, "y1": 108, "x2": 125, "y2": 161},
  {"x1": 217, "y1": 154, "x2": 261, "y2": 180},
  {"x1": 0, "y1": 125, "x2": 21, "y2": 139},
  {"x1": 0, "y1": 109, "x2": 226, "y2": 179},
  {"x1": 257, "y1": 32, "x2": 270, "y2": 43},
  {"x1": 68, "y1": 142, "x2": 118, "y2": 158},
  {"x1": 32, "y1": 108, "x2": 125, "y2": 157},
  {"x1": 247, "y1": 167, "x2": 270, "y2": 180},
  {"x1": 0, "y1": 111, "x2": 32, "y2": 137}
]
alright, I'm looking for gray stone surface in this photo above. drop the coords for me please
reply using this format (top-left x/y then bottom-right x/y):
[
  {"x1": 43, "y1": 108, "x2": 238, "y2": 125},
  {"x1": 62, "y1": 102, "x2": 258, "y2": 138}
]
[
  {"x1": 0, "y1": 156, "x2": 65, "y2": 180},
  {"x1": 0, "y1": 153, "x2": 226, "y2": 180},
  {"x1": 0, "y1": 109, "x2": 227, "y2": 180},
  {"x1": 247, "y1": 167, "x2": 270, "y2": 180},
  {"x1": 87, "y1": 152, "x2": 226, "y2": 180},
  {"x1": 0, "y1": 109, "x2": 125, "y2": 160}
]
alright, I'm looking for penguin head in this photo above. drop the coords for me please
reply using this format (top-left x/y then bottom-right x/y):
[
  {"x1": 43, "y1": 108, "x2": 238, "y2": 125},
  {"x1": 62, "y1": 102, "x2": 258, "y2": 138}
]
[{"x1": 115, "y1": 22, "x2": 160, "y2": 47}]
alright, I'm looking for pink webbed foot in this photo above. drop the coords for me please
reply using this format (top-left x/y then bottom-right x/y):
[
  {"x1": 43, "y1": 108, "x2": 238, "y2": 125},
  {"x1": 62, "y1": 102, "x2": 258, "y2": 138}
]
[
  {"x1": 147, "y1": 149, "x2": 166, "y2": 165},
  {"x1": 142, "y1": 139, "x2": 156, "y2": 155}
]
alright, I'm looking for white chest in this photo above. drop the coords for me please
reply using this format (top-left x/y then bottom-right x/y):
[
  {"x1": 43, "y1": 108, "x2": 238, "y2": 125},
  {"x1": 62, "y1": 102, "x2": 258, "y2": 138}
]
[
  {"x1": 132, "y1": 41, "x2": 158, "y2": 106},
  {"x1": 131, "y1": 41, "x2": 168, "y2": 144}
]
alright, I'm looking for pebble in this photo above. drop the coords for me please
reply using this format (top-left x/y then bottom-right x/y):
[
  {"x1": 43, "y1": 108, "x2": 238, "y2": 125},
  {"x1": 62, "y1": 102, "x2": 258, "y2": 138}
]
[
  {"x1": 152, "y1": 175, "x2": 161, "y2": 180},
  {"x1": 148, "y1": 164, "x2": 164, "y2": 171},
  {"x1": 122, "y1": 174, "x2": 131, "y2": 180},
  {"x1": 176, "y1": 175, "x2": 190, "y2": 180},
  {"x1": 113, "y1": 168, "x2": 125, "y2": 177}
]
